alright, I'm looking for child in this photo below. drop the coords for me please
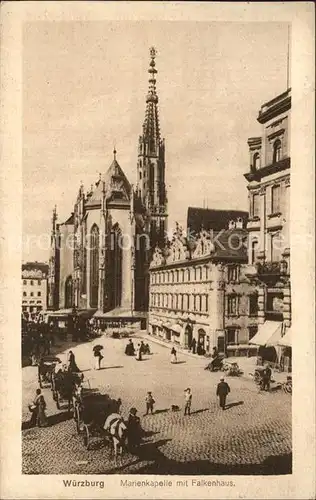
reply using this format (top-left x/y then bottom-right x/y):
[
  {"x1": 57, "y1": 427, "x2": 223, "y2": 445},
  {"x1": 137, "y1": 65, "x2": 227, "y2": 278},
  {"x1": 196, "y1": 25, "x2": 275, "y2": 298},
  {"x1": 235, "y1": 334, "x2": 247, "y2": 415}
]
[
  {"x1": 184, "y1": 388, "x2": 192, "y2": 416},
  {"x1": 144, "y1": 392, "x2": 155, "y2": 415}
]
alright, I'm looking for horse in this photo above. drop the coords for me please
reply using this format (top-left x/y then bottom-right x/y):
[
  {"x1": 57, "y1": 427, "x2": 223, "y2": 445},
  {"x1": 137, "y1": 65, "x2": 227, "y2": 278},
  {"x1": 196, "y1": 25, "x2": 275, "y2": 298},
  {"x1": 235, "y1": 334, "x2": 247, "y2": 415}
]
[{"x1": 103, "y1": 413, "x2": 128, "y2": 465}]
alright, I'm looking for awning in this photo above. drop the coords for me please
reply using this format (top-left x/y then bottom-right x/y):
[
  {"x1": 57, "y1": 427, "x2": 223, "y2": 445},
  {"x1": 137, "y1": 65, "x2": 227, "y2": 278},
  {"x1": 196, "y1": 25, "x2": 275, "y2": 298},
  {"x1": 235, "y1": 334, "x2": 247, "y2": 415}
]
[
  {"x1": 249, "y1": 321, "x2": 283, "y2": 346},
  {"x1": 163, "y1": 322, "x2": 172, "y2": 329},
  {"x1": 170, "y1": 324, "x2": 182, "y2": 334},
  {"x1": 277, "y1": 327, "x2": 292, "y2": 347}
]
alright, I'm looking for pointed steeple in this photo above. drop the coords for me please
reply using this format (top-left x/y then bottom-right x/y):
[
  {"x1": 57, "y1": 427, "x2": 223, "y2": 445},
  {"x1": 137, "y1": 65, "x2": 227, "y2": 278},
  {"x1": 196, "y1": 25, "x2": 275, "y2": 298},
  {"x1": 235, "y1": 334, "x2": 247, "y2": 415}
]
[
  {"x1": 137, "y1": 47, "x2": 168, "y2": 251},
  {"x1": 142, "y1": 47, "x2": 161, "y2": 151}
]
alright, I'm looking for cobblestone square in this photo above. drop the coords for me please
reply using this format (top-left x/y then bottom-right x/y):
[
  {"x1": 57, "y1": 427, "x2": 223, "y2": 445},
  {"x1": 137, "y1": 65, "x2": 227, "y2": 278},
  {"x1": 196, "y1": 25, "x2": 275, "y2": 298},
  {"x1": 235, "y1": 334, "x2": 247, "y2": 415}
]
[{"x1": 22, "y1": 334, "x2": 292, "y2": 475}]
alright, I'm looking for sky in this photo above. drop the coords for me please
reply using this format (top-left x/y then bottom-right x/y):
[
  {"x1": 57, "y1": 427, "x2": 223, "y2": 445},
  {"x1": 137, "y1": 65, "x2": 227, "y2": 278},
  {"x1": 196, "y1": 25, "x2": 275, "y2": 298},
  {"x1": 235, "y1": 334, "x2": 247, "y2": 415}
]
[{"x1": 22, "y1": 20, "x2": 289, "y2": 262}]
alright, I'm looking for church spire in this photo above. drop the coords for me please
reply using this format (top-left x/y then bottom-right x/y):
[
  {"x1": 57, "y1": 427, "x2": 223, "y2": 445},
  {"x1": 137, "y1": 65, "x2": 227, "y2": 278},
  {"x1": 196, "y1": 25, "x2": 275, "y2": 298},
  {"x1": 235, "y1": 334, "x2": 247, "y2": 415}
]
[
  {"x1": 143, "y1": 47, "x2": 161, "y2": 146},
  {"x1": 137, "y1": 47, "x2": 167, "y2": 251}
]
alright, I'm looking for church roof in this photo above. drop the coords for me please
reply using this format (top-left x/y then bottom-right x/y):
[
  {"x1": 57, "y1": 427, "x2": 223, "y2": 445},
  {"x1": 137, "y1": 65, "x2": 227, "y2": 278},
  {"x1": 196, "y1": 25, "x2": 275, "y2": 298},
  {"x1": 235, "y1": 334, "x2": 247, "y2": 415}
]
[
  {"x1": 85, "y1": 152, "x2": 131, "y2": 208},
  {"x1": 187, "y1": 207, "x2": 248, "y2": 236}
]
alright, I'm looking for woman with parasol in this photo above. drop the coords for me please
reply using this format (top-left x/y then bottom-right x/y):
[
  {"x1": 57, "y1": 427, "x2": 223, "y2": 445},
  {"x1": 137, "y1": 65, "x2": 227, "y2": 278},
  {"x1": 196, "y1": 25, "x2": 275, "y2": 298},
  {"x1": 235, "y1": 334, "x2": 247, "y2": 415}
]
[{"x1": 93, "y1": 344, "x2": 104, "y2": 370}]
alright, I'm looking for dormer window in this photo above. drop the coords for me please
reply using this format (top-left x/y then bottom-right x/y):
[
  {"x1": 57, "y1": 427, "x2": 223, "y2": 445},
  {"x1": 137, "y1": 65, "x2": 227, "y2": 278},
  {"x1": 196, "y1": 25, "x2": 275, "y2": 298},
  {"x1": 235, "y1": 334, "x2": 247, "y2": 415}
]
[{"x1": 273, "y1": 139, "x2": 282, "y2": 163}]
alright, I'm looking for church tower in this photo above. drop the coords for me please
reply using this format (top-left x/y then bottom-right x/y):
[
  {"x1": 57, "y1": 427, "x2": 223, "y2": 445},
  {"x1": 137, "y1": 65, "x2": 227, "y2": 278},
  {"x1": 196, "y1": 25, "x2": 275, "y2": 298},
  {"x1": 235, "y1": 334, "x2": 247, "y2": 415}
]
[{"x1": 137, "y1": 47, "x2": 168, "y2": 250}]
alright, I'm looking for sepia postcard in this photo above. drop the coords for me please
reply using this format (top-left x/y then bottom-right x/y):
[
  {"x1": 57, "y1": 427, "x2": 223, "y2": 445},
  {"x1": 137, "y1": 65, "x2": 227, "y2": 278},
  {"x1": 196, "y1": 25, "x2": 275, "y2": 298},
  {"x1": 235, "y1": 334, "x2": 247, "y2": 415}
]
[{"x1": 0, "y1": 1, "x2": 315, "y2": 499}]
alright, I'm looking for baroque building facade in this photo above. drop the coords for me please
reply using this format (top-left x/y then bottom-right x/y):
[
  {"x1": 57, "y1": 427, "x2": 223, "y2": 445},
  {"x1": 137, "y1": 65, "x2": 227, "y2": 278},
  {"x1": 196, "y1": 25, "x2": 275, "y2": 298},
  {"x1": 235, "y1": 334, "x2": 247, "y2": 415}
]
[
  {"x1": 244, "y1": 89, "x2": 291, "y2": 364},
  {"x1": 22, "y1": 262, "x2": 49, "y2": 317},
  {"x1": 148, "y1": 213, "x2": 259, "y2": 356},
  {"x1": 48, "y1": 48, "x2": 167, "y2": 323}
]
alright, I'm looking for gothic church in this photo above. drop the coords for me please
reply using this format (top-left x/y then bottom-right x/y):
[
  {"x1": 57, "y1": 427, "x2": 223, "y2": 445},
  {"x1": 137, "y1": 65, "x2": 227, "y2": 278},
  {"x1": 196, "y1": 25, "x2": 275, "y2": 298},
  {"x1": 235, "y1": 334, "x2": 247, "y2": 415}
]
[{"x1": 48, "y1": 48, "x2": 167, "y2": 321}]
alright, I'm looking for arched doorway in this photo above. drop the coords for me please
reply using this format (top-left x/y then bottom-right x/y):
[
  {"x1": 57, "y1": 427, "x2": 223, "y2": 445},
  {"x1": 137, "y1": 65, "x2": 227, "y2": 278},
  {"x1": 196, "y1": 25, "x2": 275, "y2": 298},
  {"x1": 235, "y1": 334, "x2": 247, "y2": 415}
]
[
  {"x1": 184, "y1": 324, "x2": 193, "y2": 348},
  {"x1": 64, "y1": 275, "x2": 73, "y2": 308},
  {"x1": 108, "y1": 224, "x2": 122, "y2": 309},
  {"x1": 90, "y1": 224, "x2": 99, "y2": 308}
]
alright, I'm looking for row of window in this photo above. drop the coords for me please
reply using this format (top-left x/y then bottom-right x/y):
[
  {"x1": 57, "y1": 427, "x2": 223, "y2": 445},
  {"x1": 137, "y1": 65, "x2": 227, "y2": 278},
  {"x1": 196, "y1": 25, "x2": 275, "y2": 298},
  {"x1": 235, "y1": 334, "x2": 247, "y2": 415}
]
[
  {"x1": 23, "y1": 279, "x2": 42, "y2": 286},
  {"x1": 151, "y1": 266, "x2": 209, "y2": 285},
  {"x1": 251, "y1": 138, "x2": 282, "y2": 171},
  {"x1": 251, "y1": 184, "x2": 283, "y2": 218},
  {"x1": 23, "y1": 291, "x2": 41, "y2": 297},
  {"x1": 226, "y1": 294, "x2": 258, "y2": 317},
  {"x1": 150, "y1": 293, "x2": 209, "y2": 313},
  {"x1": 22, "y1": 305, "x2": 42, "y2": 312},
  {"x1": 22, "y1": 300, "x2": 42, "y2": 304}
]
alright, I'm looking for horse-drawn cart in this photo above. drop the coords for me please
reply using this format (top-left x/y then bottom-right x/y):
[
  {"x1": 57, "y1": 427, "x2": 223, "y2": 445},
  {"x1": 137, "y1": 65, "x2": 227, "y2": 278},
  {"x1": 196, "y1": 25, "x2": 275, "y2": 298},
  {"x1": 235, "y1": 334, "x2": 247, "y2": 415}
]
[
  {"x1": 74, "y1": 392, "x2": 124, "y2": 453},
  {"x1": 38, "y1": 356, "x2": 61, "y2": 388},
  {"x1": 51, "y1": 369, "x2": 85, "y2": 411}
]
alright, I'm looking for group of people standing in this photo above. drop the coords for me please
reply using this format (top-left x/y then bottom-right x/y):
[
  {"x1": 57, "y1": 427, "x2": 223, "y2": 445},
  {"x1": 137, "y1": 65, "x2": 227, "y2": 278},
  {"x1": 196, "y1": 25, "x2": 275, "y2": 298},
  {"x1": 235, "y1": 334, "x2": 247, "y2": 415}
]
[
  {"x1": 124, "y1": 340, "x2": 151, "y2": 361},
  {"x1": 188, "y1": 337, "x2": 206, "y2": 356}
]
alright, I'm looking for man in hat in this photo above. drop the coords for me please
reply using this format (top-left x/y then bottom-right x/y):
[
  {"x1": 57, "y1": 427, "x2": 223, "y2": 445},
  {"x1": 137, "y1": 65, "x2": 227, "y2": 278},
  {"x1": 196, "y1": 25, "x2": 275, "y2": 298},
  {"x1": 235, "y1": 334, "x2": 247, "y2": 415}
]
[
  {"x1": 184, "y1": 388, "x2": 192, "y2": 416},
  {"x1": 262, "y1": 363, "x2": 272, "y2": 391},
  {"x1": 216, "y1": 377, "x2": 230, "y2": 410},
  {"x1": 127, "y1": 407, "x2": 141, "y2": 452}
]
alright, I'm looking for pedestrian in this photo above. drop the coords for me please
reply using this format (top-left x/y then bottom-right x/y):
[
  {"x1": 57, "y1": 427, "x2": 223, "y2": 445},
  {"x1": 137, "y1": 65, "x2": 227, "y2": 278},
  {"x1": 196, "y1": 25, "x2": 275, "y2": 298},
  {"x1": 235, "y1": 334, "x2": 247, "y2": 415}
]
[
  {"x1": 216, "y1": 376, "x2": 230, "y2": 410},
  {"x1": 135, "y1": 343, "x2": 142, "y2": 361},
  {"x1": 37, "y1": 391, "x2": 48, "y2": 427},
  {"x1": 140, "y1": 341, "x2": 146, "y2": 355},
  {"x1": 93, "y1": 346, "x2": 103, "y2": 370},
  {"x1": 170, "y1": 346, "x2": 177, "y2": 364},
  {"x1": 67, "y1": 350, "x2": 80, "y2": 372},
  {"x1": 262, "y1": 364, "x2": 272, "y2": 391},
  {"x1": 184, "y1": 388, "x2": 192, "y2": 416},
  {"x1": 28, "y1": 388, "x2": 48, "y2": 427},
  {"x1": 191, "y1": 338, "x2": 197, "y2": 354},
  {"x1": 144, "y1": 392, "x2": 155, "y2": 415},
  {"x1": 28, "y1": 389, "x2": 40, "y2": 427},
  {"x1": 127, "y1": 407, "x2": 142, "y2": 452}
]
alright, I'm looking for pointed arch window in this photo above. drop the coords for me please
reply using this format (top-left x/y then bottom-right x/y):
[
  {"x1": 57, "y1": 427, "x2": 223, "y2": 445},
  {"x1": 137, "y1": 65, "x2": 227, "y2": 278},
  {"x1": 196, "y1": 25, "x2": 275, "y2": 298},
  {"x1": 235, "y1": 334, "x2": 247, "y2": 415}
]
[
  {"x1": 108, "y1": 224, "x2": 122, "y2": 309},
  {"x1": 90, "y1": 225, "x2": 99, "y2": 308}
]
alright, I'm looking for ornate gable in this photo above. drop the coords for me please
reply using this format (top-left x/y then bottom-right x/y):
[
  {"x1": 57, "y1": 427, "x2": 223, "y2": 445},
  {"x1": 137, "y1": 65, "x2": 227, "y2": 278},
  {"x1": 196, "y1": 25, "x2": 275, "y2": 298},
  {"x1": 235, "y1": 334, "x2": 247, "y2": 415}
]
[
  {"x1": 150, "y1": 246, "x2": 166, "y2": 268},
  {"x1": 192, "y1": 229, "x2": 215, "y2": 259},
  {"x1": 165, "y1": 223, "x2": 190, "y2": 264}
]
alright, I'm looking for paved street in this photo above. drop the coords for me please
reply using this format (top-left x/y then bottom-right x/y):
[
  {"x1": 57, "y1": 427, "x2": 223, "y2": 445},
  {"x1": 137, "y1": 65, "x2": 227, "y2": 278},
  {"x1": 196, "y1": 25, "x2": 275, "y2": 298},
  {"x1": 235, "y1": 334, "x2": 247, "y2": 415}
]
[{"x1": 22, "y1": 334, "x2": 292, "y2": 475}]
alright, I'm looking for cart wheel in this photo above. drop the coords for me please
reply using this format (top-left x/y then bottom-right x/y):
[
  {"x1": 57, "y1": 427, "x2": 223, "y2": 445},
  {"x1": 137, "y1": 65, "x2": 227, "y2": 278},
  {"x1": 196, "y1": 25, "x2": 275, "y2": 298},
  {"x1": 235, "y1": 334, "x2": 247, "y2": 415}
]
[{"x1": 83, "y1": 425, "x2": 90, "y2": 450}]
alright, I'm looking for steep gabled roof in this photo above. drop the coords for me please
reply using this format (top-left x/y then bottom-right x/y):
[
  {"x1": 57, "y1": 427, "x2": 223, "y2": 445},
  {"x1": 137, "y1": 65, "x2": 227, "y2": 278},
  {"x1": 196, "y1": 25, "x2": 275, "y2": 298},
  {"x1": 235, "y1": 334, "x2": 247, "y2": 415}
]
[
  {"x1": 85, "y1": 154, "x2": 131, "y2": 208},
  {"x1": 187, "y1": 207, "x2": 248, "y2": 236}
]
